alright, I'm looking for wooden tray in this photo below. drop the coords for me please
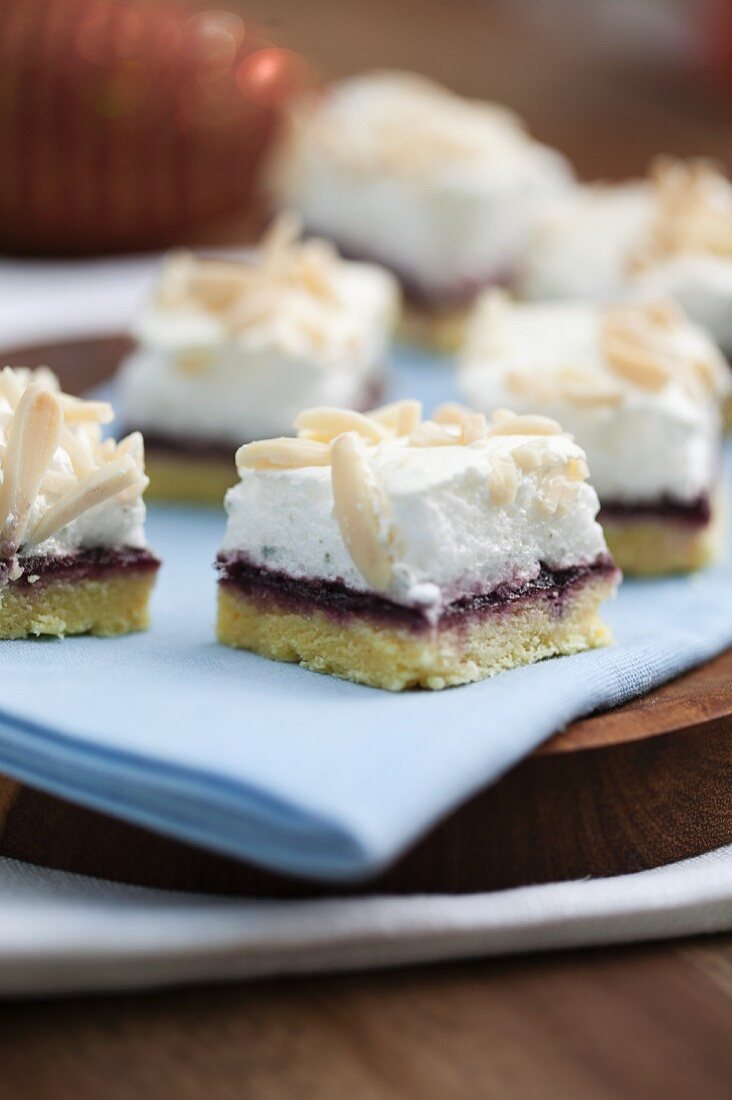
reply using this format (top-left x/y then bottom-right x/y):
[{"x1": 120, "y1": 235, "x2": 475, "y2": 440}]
[{"x1": 0, "y1": 335, "x2": 730, "y2": 897}]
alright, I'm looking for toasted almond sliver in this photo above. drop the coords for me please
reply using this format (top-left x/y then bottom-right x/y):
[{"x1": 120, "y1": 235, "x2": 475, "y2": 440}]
[
  {"x1": 331, "y1": 433, "x2": 393, "y2": 591},
  {"x1": 536, "y1": 476, "x2": 579, "y2": 518},
  {"x1": 188, "y1": 263, "x2": 251, "y2": 313},
  {"x1": 26, "y1": 457, "x2": 142, "y2": 547},
  {"x1": 176, "y1": 350, "x2": 214, "y2": 376},
  {"x1": 432, "y1": 402, "x2": 473, "y2": 427},
  {"x1": 58, "y1": 394, "x2": 114, "y2": 424},
  {"x1": 409, "y1": 420, "x2": 458, "y2": 447},
  {"x1": 116, "y1": 431, "x2": 145, "y2": 468},
  {"x1": 566, "y1": 456, "x2": 590, "y2": 482},
  {"x1": 295, "y1": 406, "x2": 388, "y2": 444},
  {"x1": 0, "y1": 385, "x2": 62, "y2": 551},
  {"x1": 488, "y1": 455, "x2": 520, "y2": 506},
  {"x1": 368, "y1": 399, "x2": 422, "y2": 436},
  {"x1": 512, "y1": 441, "x2": 549, "y2": 472},
  {"x1": 236, "y1": 437, "x2": 331, "y2": 471},
  {"x1": 0, "y1": 366, "x2": 25, "y2": 408},
  {"x1": 504, "y1": 370, "x2": 537, "y2": 399},
  {"x1": 643, "y1": 298, "x2": 684, "y2": 329},
  {"x1": 40, "y1": 468, "x2": 77, "y2": 496},
  {"x1": 603, "y1": 336, "x2": 670, "y2": 391},
  {"x1": 61, "y1": 423, "x2": 95, "y2": 477},
  {"x1": 261, "y1": 210, "x2": 303, "y2": 273},
  {"x1": 489, "y1": 409, "x2": 563, "y2": 436},
  {"x1": 557, "y1": 378, "x2": 624, "y2": 409},
  {"x1": 461, "y1": 412, "x2": 488, "y2": 445}
]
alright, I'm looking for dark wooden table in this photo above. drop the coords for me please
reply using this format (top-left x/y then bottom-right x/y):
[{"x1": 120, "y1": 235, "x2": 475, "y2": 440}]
[
  {"x1": 2, "y1": 1, "x2": 732, "y2": 1096},
  {"x1": 0, "y1": 938, "x2": 730, "y2": 1099}
]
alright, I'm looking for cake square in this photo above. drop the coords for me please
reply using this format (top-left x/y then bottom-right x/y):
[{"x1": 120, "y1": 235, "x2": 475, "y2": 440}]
[
  {"x1": 118, "y1": 214, "x2": 399, "y2": 503},
  {"x1": 0, "y1": 367, "x2": 158, "y2": 638},
  {"x1": 267, "y1": 71, "x2": 572, "y2": 349},
  {"x1": 520, "y1": 158, "x2": 732, "y2": 361},
  {"x1": 459, "y1": 294, "x2": 730, "y2": 574},
  {"x1": 216, "y1": 401, "x2": 618, "y2": 690}
]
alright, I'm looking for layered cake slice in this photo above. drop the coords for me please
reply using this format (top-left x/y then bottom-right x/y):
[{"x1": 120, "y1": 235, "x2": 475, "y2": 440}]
[
  {"x1": 520, "y1": 158, "x2": 732, "y2": 360},
  {"x1": 216, "y1": 401, "x2": 618, "y2": 690},
  {"x1": 0, "y1": 368, "x2": 158, "y2": 638},
  {"x1": 267, "y1": 71, "x2": 572, "y2": 350},
  {"x1": 118, "y1": 214, "x2": 399, "y2": 504},
  {"x1": 459, "y1": 295, "x2": 730, "y2": 574}
]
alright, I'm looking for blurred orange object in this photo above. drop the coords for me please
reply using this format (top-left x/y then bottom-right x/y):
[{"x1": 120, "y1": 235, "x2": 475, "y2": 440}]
[{"x1": 0, "y1": 0, "x2": 312, "y2": 255}]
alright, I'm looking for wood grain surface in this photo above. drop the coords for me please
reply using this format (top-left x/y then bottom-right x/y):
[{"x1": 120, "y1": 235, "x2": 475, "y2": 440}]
[{"x1": 0, "y1": 937, "x2": 730, "y2": 1099}]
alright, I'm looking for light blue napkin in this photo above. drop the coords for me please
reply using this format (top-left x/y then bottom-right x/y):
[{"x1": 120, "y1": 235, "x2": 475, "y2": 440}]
[{"x1": 1, "y1": 351, "x2": 731, "y2": 881}]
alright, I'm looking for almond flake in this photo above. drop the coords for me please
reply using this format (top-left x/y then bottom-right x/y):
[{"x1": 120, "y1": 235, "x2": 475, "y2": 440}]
[
  {"x1": 330, "y1": 433, "x2": 393, "y2": 591},
  {"x1": 369, "y1": 400, "x2": 422, "y2": 436},
  {"x1": 461, "y1": 412, "x2": 488, "y2": 444},
  {"x1": 61, "y1": 424, "x2": 96, "y2": 477},
  {"x1": 26, "y1": 457, "x2": 144, "y2": 547},
  {"x1": 511, "y1": 441, "x2": 553, "y2": 472},
  {"x1": 432, "y1": 402, "x2": 472, "y2": 426},
  {"x1": 58, "y1": 395, "x2": 114, "y2": 424},
  {"x1": 409, "y1": 420, "x2": 458, "y2": 446},
  {"x1": 295, "y1": 407, "x2": 388, "y2": 444},
  {"x1": 188, "y1": 262, "x2": 252, "y2": 313},
  {"x1": 488, "y1": 455, "x2": 520, "y2": 506},
  {"x1": 489, "y1": 409, "x2": 563, "y2": 436},
  {"x1": 566, "y1": 456, "x2": 589, "y2": 482},
  {"x1": 602, "y1": 335, "x2": 670, "y2": 391},
  {"x1": 177, "y1": 350, "x2": 214, "y2": 376},
  {"x1": 236, "y1": 438, "x2": 331, "y2": 471},
  {"x1": 0, "y1": 385, "x2": 62, "y2": 552}
]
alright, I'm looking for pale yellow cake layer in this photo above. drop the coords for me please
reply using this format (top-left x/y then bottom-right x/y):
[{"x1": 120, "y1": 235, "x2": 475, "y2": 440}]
[
  {"x1": 217, "y1": 576, "x2": 615, "y2": 691},
  {"x1": 0, "y1": 572, "x2": 157, "y2": 639},
  {"x1": 602, "y1": 503, "x2": 724, "y2": 576},
  {"x1": 724, "y1": 394, "x2": 732, "y2": 432},
  {"x1": 145, "y1": 453, "x2": 237, "y2": 506},
  {"x1": 399, "y1": 302, "x2": 470, "y2": 354}
]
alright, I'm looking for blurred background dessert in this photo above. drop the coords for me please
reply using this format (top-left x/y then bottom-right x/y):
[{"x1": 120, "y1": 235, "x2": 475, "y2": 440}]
[
  {"x1": 117, "y1": 214, "x2": 399, "y2": 502},
  {"x1": 265, "y1": 71, "x2": 572, "y2": 347},
  {"x1": 1, "y1": 0, "x2": 731, "y2": 261}
]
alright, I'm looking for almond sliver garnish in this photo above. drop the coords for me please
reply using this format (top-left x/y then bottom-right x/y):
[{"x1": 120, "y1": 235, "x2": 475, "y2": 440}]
[
  {"x1": 26, "y1": 456, "x2": 143, "y2": 547},
  {"x1": 58, "y1": 394, "x2": 114, "y2": 424},
  {"x1": 236, "y1": 437, "x2": 331, "y2": 471},
  {"x1": 331, "y1": 432, "x2": 393, "y2": 590},
  {"x1": 295, "y1": 406, "x2": 389, "y2": 444},
  {"x1": 368, "y1": 399, "x2": 422, "y2": 435},
  {"x1": 0, "y1": 385, "x2": 62, "y2": 551}
]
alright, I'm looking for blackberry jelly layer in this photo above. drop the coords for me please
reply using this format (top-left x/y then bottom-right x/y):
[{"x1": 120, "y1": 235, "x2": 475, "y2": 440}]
[{"x1": 216, "y1": 553, "x2": 618, "y2": 631}]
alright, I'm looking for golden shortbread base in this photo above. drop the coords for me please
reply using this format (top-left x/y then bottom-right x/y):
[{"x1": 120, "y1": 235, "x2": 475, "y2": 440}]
[
  {"x1": 724, "y1": 395, "x2": 732, "y2": 432},
  {"x1": 217, "y1": 576, "x2": 615, "y2": 691},
  {"x1": 602, "y1": 505, "x2": 723, "y2": 576},
  {"x1": 0, "y1": 572, "x2": 157, "y2": 639},
  {"x1": 399, "y1": 302, "x2": 471, "y2": 354},
  {"x1": 145, "y1": 452, "x2": 236, "y2": 506}
]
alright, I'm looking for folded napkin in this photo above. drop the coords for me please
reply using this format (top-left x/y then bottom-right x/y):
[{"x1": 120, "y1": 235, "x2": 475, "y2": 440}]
[
  {"x1": 0, "y1": 417, "x2": 731, "y2": 881},
  {"x1": 1, "y1": 845, "x2": 730, "y2": 996},
  {"x1": 0, "y1": 259, "x2": 730, "y2": 882}
]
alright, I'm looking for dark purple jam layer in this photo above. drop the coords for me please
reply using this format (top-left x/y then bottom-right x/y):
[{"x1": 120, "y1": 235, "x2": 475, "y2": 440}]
[
  {"x1": 600, "y1": 493, "x2": 711, "y2": 527},
  {"x1": 216, "y1": 553, "x2": 617, "y2": 631},
  {"x1": 0, "y1": 548, "x2": 160, "y2": 588}
]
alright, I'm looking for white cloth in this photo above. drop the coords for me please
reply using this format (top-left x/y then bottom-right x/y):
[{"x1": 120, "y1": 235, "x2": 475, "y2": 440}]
[
  {"x1": 0, "y1": 256, "x2": 161, "y2": 348},
  {"x1": 1, "y1": 847, "x2": 730, "y2": 996}
]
